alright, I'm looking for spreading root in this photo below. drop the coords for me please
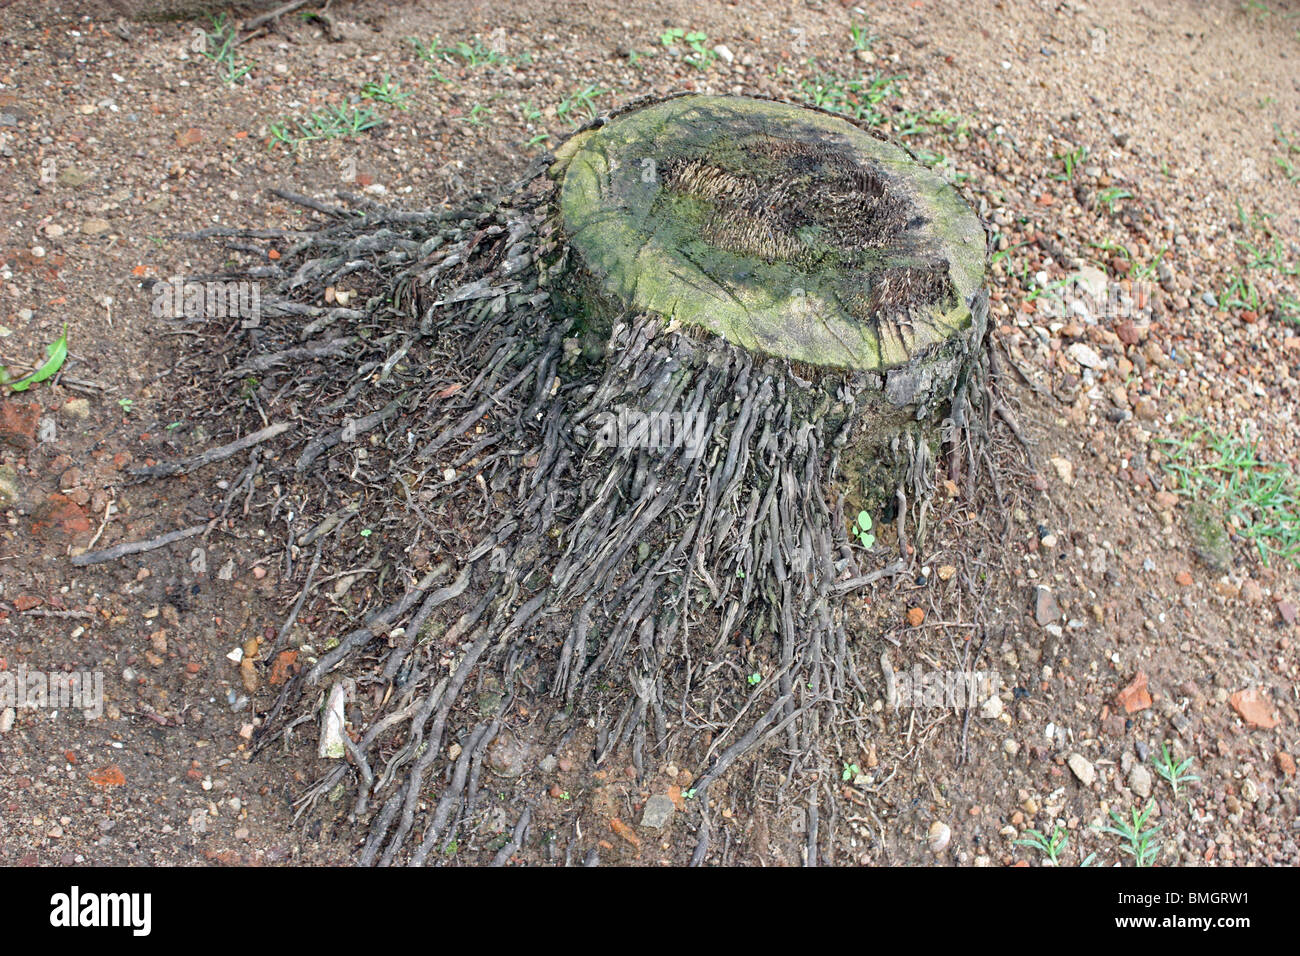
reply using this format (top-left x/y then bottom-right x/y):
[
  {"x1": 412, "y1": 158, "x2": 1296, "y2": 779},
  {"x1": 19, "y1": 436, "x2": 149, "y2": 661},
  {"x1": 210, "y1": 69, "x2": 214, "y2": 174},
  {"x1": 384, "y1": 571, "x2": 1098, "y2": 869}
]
[{"x1": 162, "y1": 139, "x2": 993, "y2": 865}]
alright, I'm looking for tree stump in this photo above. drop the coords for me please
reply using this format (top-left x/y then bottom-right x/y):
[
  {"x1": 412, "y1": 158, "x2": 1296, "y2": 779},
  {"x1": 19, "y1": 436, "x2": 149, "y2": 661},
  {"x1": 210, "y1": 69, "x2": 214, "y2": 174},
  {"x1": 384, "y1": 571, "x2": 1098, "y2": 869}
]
[
  {"x1": 551, "y1": 94, "x2": 989, "y2": 514},
  {"x1": 189, "y1": 94, "x2": 990, "y2": 864}
]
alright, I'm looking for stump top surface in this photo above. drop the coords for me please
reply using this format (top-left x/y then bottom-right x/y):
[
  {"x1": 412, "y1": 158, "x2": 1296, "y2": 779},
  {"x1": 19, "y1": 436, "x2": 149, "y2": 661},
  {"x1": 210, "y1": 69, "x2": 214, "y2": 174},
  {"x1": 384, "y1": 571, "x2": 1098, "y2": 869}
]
[{"x1": 558, "y1": 95, "x2": 986, "y2": 372}]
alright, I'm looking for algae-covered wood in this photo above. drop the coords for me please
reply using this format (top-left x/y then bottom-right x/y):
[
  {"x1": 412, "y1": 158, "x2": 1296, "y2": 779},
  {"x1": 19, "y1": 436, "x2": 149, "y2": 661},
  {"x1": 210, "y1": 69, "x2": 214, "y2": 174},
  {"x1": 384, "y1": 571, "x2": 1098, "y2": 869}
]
[{"x1": 557, "y1": 95, "x2": 986, "y2": 373}]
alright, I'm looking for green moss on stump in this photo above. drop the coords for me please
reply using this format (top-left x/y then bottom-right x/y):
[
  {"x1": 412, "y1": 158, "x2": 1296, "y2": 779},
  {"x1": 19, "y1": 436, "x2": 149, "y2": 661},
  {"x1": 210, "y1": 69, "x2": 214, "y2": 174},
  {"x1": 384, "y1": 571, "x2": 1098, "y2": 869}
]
[{"x1": 556, "y1": 95, "x2": 986, "y2": 374}]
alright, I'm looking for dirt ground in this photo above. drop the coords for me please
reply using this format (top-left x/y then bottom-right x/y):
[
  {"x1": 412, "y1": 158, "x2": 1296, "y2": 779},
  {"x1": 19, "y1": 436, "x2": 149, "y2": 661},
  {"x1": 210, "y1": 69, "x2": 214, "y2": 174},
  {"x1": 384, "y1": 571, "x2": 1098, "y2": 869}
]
[{"x1": 0, "y1": 0, "x2": 1297, "y2": 867}]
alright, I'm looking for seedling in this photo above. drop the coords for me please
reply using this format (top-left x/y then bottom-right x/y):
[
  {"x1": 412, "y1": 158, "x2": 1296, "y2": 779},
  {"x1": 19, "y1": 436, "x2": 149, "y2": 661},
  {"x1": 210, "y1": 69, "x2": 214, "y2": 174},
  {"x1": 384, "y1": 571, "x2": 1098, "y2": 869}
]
[
  {"x1": 556, "y1": 85, "x2": 610, "y2": 127},
  {"x1": 747, "y1": 672, "x2": 762, "y2": 686},
  {"x1": 1096, "y1": 800, "x2": 1162, "y2": 867},
  {"x1": 269, "y1": 105, "x2": 381, "y2": 151},
  {"x1": 841, "y1": 762, "x2": 860, "y2": 782},
  {"x1": 0, "y1": 326, "x2": 67, "y2": 392},
  {"x1": 1052, "y1": 145, "x2": 1089, "y2": 182},
  {"x1": 1014, "y1": 826, "x2": 1069, "y2": 865},
  {"x1": 1152, "y1": 742, "x2": 1199, "y2": 798},
  {"x1": 202, "y1": 14, "x2": 253, "y2": 86},
  {"x1": 1095, "y1": 187, "x2": 1134, "y2": 214},
  {"x1": 1159, "y1": 422, "x2": 1300, "y2": 567},
  {"x1": 852, "y1": 510, "x2": 875, "y2": 549},
  {"x1": 360, "y1": 76, "x2": 411, "y2": 110},
  {"x1": 848, "y1": 16, "x2": 875, "y2": 52},
  {"x1": 410, "y1": 35, "x2": 508, "y2": 68}
]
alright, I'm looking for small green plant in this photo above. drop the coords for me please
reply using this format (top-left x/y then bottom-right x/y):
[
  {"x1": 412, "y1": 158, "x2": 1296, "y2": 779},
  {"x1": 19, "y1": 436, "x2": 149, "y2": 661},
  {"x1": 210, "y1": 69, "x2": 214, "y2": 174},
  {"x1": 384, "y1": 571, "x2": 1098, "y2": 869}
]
[
  {"x1": 851, "y1": 510, "x2": 875, "y2": 549},
  {"x1": 841, "y1": 762, "x2": 860, "y2": 782},
  {"x1": 410, "y1": 35, "x2": 507, "y2": 68},
  {"x1": 117, "y1": 397, "x2": 134, "y2": 414},
  {"x1": 848, "y1": 16, "x2": 875, "y2": 52},
  {"x1": 796, "y1": 69, "x2": 900, "y2": 127},
  {"x1": 202, "y1": 14, "x2": 253, "y2": 86},
  {"x1": 1014, "y1": 826, "x2": 1069, "y2": 865},
  {"x1": 1160, "y1": 422, "x2": 1300, "y2": 568},
  {"x1": 747, "y1": 671, "x2": 762, "y2": 686},
  {"x1": 360, "y1": 528, "x2": 373, "y2": 538},
  {"x1": 360, "y1": 75, "x2": 411, "y2": 110},
  {"x1": 455, "y1": 102, "x2": 494, "y2": 127},
  {"x1": 1152, "y1": 742, "x2": 1199, "y2": 798},
  {"x1": 1095, "y1": 187, "x2": 1134, "y2": 214},
  {"x1": 1220, "y1": 271, "x2": 1262, "y2": 311},
  {"x1": 556, "y1": 85, "x2": 610, "y2": 127},
  {"x1": 1052, "y1": 145, "x2": 1089, "y2": 182},
  {"x1": 269, "y1": 104, "x2": 381, "y2": 151},
  {"x1": 1096, "y1": 800, "x2": 1163, "y2": 867},
  {"x1": 0, "y1": 326, "x2": 67, "y2": 392}
]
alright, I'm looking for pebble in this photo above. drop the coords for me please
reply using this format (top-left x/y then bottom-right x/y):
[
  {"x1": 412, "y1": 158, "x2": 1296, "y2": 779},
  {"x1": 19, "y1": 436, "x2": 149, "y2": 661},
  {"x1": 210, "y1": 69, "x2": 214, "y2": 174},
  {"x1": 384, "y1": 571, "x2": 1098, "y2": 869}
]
[
  {"x1": 1128, "y1": 764, "x2": 1153, "y2": 798},
  {"x1": 640, "y1": 794, "x2": 675, "y2": 829},
  {"x1": 928, "y1": 820, "x2": 951, "y2": 853},
  {"x1": 1066, "y1": 342, "x2": 1104, "y2": 370},
  {"x1": 1034, "y1": 586, "x2": 1060, "y2": 626},
  {"x1": 0, "y1": 707, "x2": 14, "y2": 733},
  {"x1": 980, "y1": 696, "x2": 1003, "y2": 719},
  {"x1": 1067, "y1": 753, "x2": 1096, "y2": 787}
]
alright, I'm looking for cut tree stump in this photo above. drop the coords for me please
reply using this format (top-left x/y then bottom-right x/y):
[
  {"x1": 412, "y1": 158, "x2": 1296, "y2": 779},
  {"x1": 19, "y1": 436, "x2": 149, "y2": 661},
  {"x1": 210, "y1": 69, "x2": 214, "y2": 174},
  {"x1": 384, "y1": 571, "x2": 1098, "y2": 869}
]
[
  {"x1": 550, "y1": 94, "x2": 990, "y2": 512},
  {"x1": 173, "y1": 93, "x2": 991, "y2": 865}
]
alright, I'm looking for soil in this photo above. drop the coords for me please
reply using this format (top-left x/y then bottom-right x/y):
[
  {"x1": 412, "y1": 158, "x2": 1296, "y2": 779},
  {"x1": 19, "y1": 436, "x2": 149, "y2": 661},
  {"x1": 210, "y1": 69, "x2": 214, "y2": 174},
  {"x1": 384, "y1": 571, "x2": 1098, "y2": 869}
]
[{"x1": 0, "y1": 0, "x2": 1297, "y2": 867}]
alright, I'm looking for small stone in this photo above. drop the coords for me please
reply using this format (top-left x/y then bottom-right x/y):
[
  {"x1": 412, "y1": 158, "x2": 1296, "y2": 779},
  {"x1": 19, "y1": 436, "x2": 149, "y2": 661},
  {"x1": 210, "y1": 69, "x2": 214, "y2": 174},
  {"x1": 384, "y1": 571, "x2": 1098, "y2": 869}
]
[
  {"x1": 1128, "y1": 764, "x2": 1152, "y2": 799},
  {"x1": 1274, "y1": 751, "x2": 1296, "y2": 777},
  {"x1": 906, "y1": 606, "x2": 925, "y2": 627},
  {"x1": 936, "y1": 564, "x2": 956, "y2": 581},
  {"x1": 980, "y1": 696, "x2": 1003, "y2": 720},
  {"x1": 1066, "y1": 342, "x2": 1104, "y2": 370},
  {"x1": 1049, "y1": 456, "x2": 1073, "y2": 484},
  {"x1": 1067, "y1": 752, "x2": 1096, "y2": 787},
  {"x1": 1116, "y1": 671, "x2": 1152, "y2": 714},
  {"x1": 1133, "y1": 397, "x2": 1159, "y2": 421},
  {"x1": 1154, "y1": 490, "x2": 1179, "y2": 511},
  {"x1": 640, "y1": 794, "x2": 675, "y2": 829},
  {"x1": 1229, "y1": 687, "x2": 1280, "y2": 729},
  {"x1": 1240, "y1": 579, "x2": 1264, "y2": 604},
  {"x1": 1278, "y1": 601, "x2": 1297, "y2": 626},
  {"x1": 1033, "y1": 586, "x2": 1060, "y2": 626},
  {"x1": 1241, "y1": 779, "x2": 1259, "y2": 804},
  {"x1": 1175, "y1": 570, "x2": 1193, "y2": 587},
  {"x1": 0, "y1": 707, "x2": 14, "y2": 733},
  {"x1": 1003, "y1": 739, "x2": 1019, "y2": 756},
  {"x1": 928, "y1": 820, "x2": 951, "y2": 854},
  {"x1": 82, "y1": 218, "x2": 111, "y2": 235}
]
